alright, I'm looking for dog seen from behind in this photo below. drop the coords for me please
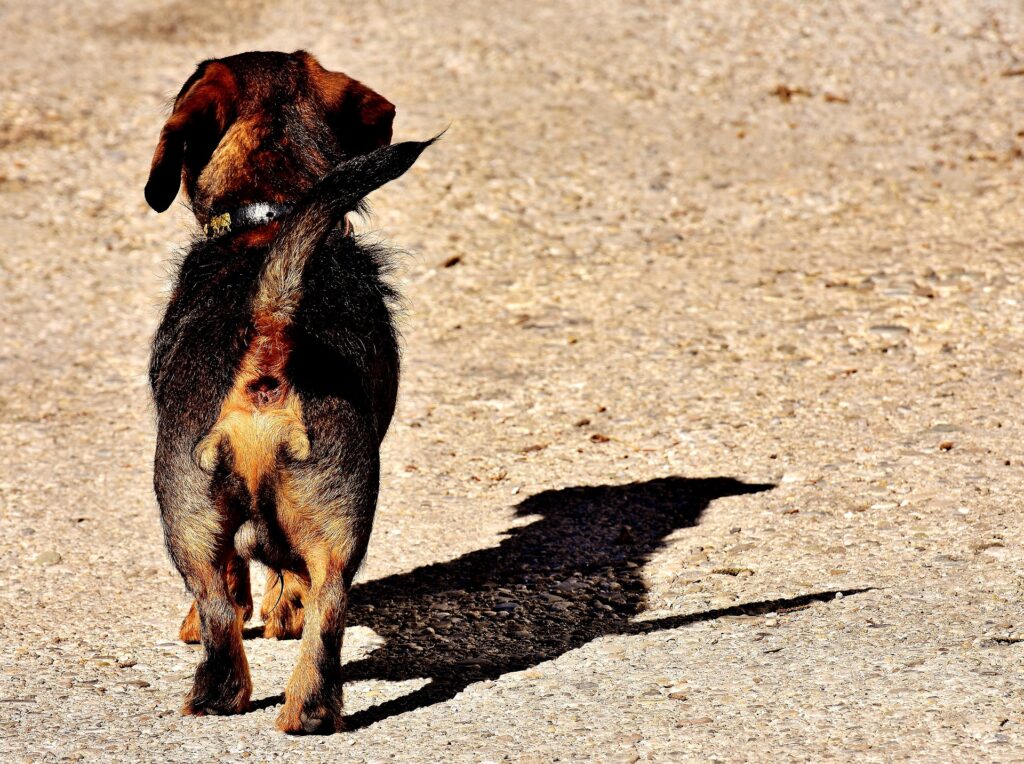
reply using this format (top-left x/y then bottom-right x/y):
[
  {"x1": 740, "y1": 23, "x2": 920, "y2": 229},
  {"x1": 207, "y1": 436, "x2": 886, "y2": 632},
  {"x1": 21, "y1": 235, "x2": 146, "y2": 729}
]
[{"x1": 145, "y1": 50, "x2": 433, "y2": 733}]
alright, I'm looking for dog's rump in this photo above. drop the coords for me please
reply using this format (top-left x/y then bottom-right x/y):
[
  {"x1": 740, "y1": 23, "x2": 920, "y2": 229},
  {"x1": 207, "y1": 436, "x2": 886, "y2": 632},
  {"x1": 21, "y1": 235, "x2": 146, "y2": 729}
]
[
  {"x1": 194, "y1": 322, "x2": 310, "y2": 490},
  {"x1": 191, "y1": 318, "x2": 312, "y2": 569}
]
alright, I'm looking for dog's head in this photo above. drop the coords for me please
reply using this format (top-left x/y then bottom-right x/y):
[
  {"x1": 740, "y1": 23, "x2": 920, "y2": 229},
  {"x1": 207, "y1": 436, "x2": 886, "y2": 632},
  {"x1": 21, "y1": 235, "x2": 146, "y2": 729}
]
[{"x1": 144, "y1": 50, "x2": 395, "y2": 222}]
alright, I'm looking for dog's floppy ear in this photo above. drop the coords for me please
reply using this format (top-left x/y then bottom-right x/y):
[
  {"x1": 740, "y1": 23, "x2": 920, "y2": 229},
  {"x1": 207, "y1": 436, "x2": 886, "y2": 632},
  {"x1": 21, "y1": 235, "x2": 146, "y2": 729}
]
[
  {"x1": 145, "y1": 61, "x2": 238, "y2": 212},
  {"x1": 303, "y1": 54, "x2": 395, "y2": 156}
]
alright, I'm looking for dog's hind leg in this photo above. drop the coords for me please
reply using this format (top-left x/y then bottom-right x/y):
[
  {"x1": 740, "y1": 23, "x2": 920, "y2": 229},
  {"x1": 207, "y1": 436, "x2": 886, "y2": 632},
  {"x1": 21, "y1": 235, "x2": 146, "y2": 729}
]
[
  {"x1": 156, "y1": 447, "x2": 252, "y2": 716},
  {"x1": 179, "y1": 552, "x2": 253, "y2": 644},
  {"x1": 276, "y1": 547, "x2": 349, "y2": 734},
  {"x1": 180, "y1": 563, "x2": 252, "y2": 716}
]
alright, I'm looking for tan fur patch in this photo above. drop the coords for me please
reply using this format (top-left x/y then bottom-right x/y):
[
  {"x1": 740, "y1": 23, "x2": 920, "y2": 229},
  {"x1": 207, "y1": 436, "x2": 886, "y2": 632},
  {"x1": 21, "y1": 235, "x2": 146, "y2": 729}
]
[
  {"x1": 196, "y1": 117, "x2": 268, "y2": 211},
  {"x1": 195, "y1": 314, "x2": 309, "y2": 496},
  {"x1": 179, "y1": 601, "x2": 201, "y2": 644}
]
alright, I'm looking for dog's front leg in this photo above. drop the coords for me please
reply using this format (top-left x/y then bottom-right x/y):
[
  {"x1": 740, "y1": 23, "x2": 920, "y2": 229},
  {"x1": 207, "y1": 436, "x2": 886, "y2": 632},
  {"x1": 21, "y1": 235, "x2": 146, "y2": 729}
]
[
  {"x1": 276, "y1": 550, "x2": 347, "y2": 734},
  {"x1": 261, "y1": 568, "x2": 307, "y2": 639}
]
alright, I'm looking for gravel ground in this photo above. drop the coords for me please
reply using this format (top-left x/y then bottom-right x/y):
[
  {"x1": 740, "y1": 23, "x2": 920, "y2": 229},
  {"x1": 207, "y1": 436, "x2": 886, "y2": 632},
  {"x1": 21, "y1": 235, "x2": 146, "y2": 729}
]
[{"x1": 2, "y1": 1, "x2": 1024, "y2": 761}]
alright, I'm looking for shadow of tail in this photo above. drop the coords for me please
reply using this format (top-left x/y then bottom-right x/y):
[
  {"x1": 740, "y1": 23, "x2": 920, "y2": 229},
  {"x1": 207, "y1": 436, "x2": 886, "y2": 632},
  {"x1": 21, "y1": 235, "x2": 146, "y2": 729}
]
[{"x1": 624, "y1": 587, "x2": 875, "y2": 635}]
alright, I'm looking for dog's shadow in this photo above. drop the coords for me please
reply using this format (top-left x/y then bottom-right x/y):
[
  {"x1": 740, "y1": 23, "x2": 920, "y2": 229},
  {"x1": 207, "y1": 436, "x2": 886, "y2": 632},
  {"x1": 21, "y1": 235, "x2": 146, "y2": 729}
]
[{"x1": 254, "y1": 476, "x2": 863, "y2": 729}]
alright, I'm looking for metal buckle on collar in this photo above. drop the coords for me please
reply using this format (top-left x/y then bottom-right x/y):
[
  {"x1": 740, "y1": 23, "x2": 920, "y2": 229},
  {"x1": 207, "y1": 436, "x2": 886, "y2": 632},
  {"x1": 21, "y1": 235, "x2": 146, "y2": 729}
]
[{"x1": 205, "y1": 212, "x2": 232, "y2": 237}]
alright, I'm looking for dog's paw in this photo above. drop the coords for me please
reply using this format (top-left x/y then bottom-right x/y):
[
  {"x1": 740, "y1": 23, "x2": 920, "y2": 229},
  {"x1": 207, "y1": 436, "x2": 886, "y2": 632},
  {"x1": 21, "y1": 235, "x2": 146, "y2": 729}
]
[
  {"x1": 262, "y1": 607, "x2": 304, "y2": 640},
  {"x1": 179, "y1": 602, "x2": 201, "y2": 644},
  {"x1": 182, "y1": 655, "x2": 252, "y2": 717},
  {"x1": 182, "y1": 694, "x2": 252, "y2": 717},
  {"x1": 261, "y1": 580, "x2": 305, "y2": 639},
  {"x1": 276, "y1": 701, "x2": 343, "y2": 734},
  {"x1": 182, "y1": 682, "x2": 252, "y2": 717}
]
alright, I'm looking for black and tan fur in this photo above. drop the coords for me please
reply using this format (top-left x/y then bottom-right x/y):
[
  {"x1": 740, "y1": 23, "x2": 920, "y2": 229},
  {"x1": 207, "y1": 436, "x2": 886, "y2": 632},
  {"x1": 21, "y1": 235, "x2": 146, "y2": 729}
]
[{"x1": 146, "y1": 50, "x2": 432, "y2": 733}]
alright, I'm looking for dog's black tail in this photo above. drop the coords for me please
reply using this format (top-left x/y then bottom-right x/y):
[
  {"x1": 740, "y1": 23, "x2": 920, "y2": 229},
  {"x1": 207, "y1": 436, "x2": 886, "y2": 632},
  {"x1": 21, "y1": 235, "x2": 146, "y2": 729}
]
[{"x1": 253, "y1": 137, "x2": 437, "y2": 323}]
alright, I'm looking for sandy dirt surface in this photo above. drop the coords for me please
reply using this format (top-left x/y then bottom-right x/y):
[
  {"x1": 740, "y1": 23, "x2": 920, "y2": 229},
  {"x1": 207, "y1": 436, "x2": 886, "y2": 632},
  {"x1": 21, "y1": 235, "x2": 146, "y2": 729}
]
[{"x1": 2, "y1": 0, "x2": 1024, "y2": 761}]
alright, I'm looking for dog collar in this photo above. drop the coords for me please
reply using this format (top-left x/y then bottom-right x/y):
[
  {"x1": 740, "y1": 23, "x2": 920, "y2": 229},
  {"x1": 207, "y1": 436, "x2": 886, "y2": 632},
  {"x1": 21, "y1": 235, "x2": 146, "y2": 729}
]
[
  {"x1": 203, "y1": 202, "x2": 351, "y2": 239},
  {"x1": 204, "y1": 202, "x2": 294, "y2": 238}
]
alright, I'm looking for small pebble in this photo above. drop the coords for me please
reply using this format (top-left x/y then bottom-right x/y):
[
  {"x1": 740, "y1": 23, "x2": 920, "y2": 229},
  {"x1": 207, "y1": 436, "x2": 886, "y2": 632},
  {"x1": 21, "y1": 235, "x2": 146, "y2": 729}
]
[{"x1": 33, "y1": 551, "x2": 62, "y2": 566}]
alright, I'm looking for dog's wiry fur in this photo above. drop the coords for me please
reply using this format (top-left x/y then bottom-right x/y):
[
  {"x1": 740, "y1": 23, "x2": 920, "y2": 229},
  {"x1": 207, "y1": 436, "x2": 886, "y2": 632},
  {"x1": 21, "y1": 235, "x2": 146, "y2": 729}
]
[{"x1": 146, "y1": 50, "x2": 431, "y2": 734}]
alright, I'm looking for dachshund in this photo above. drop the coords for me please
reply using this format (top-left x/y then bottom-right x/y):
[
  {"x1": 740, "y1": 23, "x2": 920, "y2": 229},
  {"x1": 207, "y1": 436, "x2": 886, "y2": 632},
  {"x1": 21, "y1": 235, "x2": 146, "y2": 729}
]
[{"x1": 145, "y1": 50, "x2": 432, "y2": 733}]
